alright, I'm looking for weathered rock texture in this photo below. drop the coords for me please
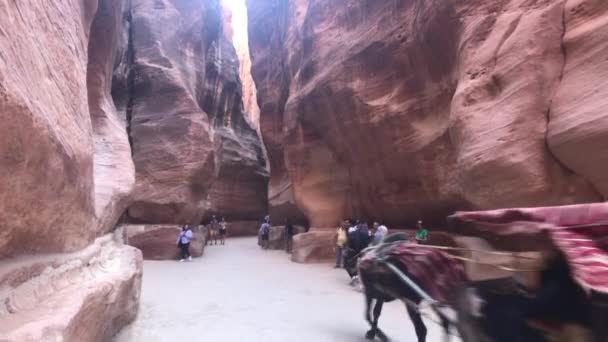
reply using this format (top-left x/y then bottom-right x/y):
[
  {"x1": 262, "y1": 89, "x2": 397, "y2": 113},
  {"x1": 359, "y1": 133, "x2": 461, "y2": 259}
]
[
  {"x1": 226, "y1": 220, "x2": 263, "y2": 236},
  {"x1": 1, "y1": 0, "x2": 96, "y2": 257},
  {"x1": 88, "y1": 0, "x2": 136, "y2": 235},
  {"x1": 0, "y1": 234, "x2": 143, "y2": 342},
  {"x1": 0, "y1": 0, "x2": 142, "y2": 338},
  {"x1": 126, "y1": 0, "x2": 268, "y2": 224},
  {"x1": 291, "y1": 231, "x2": 335, "y2": 263},
  {"x1": 247, "y1": 0, "x2": 606, "y2": 228},
  {"x1": 123, "y1": 225, "x2": 206, "y2": 260}
]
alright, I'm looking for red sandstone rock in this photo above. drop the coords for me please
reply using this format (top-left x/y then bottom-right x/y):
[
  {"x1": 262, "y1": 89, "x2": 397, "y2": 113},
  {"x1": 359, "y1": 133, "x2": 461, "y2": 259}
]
[
  {"x1": 0, "y1": 235, "x2": 143, "y2": 342},
  {"x1": 291, "y1": 231, "x2": 335, "y2": 263},
  {"x1": 123, "y1": 225, "x2": 206, "y2": 260},
  {"x1": 226, "y1": 220, "x2": 262, "y2": 236},
  {"x1": 126, "y1": 0, "x2": 268, "y2": 224},
  {"x1": 88, "y1": 0, "x2": 135, "y2": 235},
  {"x1": 247, "y1": 0, "x2": 603, "y2": 228},
  {"x1": 548, "y1": 0, "x2": 608, "y2": 198},
  {"x1": 0, "y1": 0, "x2": 96, "y2": 257}
]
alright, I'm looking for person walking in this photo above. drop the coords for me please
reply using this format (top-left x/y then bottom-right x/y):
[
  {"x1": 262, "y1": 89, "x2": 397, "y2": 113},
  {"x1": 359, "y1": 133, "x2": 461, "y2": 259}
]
[
  {"x1": 415, "y1": 220, "x2": 428, "y2": 244},
  {"x1": 259, "y1": 219, "x2": 271, "y2": 250},
  {"x1": 372, "y1": 222, "x2": 389, "y2": 245},
  {"x1": 177, "y1": 225, "x2": 194, "y2": 262},
  {"x1": 209, "y1": 215, "x2": 219, "y2": 245},
  {"x1": 334, "y1": 219, "x2": 349, "y2": 268},
  {"x1": 219, "y1": 217, "x2": 227, "y2": 245},
  {"x1": 285, "y1": 219, "x2": 295, "y2": 253}
]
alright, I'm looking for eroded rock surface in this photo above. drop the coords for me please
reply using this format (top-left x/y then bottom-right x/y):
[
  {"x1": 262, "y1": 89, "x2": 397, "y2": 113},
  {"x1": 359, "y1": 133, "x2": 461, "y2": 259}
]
[
  {"x1": 126, "y1": 0, "x2": 268, "y2": 224},
  {"x1": 0, "y1": 0, "x2": 96, "y2": 258},
  {"x1": 0, "y1": 234, "x2": 143, "y2": 342},
  {"x1": 247, "y1": 0, "x2": 604, "y2": 228},
  {"x1": 291, "y1": 231, "x2": 335, "y2": 263}
]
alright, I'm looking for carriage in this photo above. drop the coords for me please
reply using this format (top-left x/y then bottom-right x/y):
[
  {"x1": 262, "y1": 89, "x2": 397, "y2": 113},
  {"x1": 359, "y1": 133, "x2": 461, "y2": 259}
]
[{"x1": 358, "y1": 202, "x2": 608, "y2": 342}]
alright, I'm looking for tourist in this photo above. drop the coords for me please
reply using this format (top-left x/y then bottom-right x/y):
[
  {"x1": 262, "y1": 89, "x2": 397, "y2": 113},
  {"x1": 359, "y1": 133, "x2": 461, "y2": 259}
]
[
  {"x1": 334, "y1": 219, "x2": 349, "y2": 268},
  {"x1": 285, "y1": 219, "x2": 295, "y2": 253},
  {"x1": 415, "y1": 220, "x2": 428, "y2": 244},
  {"x1": 259, "y1": 219, "x2": 271, "y2": 250},
  {"x1": 372, "y1": 222, "x2": 389, "y2": 245},
  {"x1": 219, "y1": 217, "x2": 227, "y2": 245},
  {"x1": 344, "y1": 220, "x2": 371, "y2": 285},
  {"x1": 176, "y1": 225, "x2": 193, "y2": 262},
  {"x1": 209, "y1": 215, "x2": 219, "y2": 245}
]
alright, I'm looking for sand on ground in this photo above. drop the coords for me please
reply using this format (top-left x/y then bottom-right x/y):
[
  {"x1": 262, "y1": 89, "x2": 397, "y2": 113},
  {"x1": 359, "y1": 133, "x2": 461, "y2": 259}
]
[{"x1": 114, "y1": 237, "x2": 454, "y2": 342}]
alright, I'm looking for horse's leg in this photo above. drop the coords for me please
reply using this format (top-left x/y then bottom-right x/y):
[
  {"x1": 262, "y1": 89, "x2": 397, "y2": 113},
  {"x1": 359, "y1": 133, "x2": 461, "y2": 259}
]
[
  {"x1": 372, "y1": 300, "x2": 390, "y2": 342},
  {"x1": 437, "y1": 310, "x2": 451, "y2": 342},
  {"x1": 364, "y1": 294, "x2": 377, "y2": 340},
  {"x1": 407, "y1": 304, "x2": 427, "y2": 342}
]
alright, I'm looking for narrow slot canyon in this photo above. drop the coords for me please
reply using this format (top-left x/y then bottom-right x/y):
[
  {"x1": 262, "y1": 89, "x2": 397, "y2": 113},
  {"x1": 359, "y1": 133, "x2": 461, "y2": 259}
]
[{"x1": 1, "y1": 0, "x2": 608, "y2": 341}]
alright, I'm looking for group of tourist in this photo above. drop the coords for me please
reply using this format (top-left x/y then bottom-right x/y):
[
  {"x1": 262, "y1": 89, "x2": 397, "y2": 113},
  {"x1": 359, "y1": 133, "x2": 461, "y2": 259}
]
[
  {"x1": 207, "y1": 215, "x2": 227, "y2": 246},
  {"x1": 334, "y1": 219, "x2": 429, "y2": 285},
  {"x1": 175, "y1": 215, "x2": 229, "y2": 262}
]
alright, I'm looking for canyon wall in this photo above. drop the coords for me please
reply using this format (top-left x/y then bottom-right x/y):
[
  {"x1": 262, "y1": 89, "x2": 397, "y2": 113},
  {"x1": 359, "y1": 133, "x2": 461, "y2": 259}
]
[
  {"x1": 0, "y1": 0, "x2": 141, "y2": 340},
  {"x1": 126, "y1": 0, "x2": 268, "y2": 224},
  {"x1": 1, "y1": 0, "x2": 267, "y2": 339},
  {"x1": 247, "y1": 0, "x2": 607, "y2": 228}
]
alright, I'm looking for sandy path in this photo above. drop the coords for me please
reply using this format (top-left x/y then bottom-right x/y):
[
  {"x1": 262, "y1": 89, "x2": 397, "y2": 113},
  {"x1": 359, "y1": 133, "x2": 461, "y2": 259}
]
[{"x1": 114, "y1": 237, "x2": 451, "y2": 342}]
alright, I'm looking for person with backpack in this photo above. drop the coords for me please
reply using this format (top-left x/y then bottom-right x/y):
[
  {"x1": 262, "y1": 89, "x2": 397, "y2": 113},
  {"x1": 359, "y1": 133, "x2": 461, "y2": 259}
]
[
  {"x1": 372, "y1": 221, "x2": 389, "y2": 245},
  {"x1": 176, "y1": 225, "x2": 193, "y2": 262},
  {"x1": 259, "y1": 219, "x2": 271, "y2": 250}
]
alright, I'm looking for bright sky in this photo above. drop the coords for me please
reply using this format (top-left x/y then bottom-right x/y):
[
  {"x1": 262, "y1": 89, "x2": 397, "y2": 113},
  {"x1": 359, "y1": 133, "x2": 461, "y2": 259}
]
[{"x1": 222, "y1": 0, "x2": 249, "y2": 46}]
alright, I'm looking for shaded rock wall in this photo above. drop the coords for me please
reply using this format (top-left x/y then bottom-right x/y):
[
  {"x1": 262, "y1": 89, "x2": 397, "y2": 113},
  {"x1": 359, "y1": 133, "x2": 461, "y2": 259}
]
[
  {"x1": 126, "y1": 0, "x2": 268, "y2": 224},
  {"x1": 247, "y1": 0, "x2": 605, "y2": 228}
]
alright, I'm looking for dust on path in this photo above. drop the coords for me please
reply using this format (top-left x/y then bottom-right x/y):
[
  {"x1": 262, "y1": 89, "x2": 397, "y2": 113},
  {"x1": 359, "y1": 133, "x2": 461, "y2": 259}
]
[{"x1": 114, "y1": 237, "x2": 450, "y2": 342}]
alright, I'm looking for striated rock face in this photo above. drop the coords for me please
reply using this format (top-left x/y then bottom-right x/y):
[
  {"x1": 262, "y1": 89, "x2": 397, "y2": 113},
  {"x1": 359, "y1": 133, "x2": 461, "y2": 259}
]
[
  {"x1": 1, "y1": 0, "x2": 135, "y2": 338},
  {"x1": 291, "y1": 231, "x2": 335, "y2": 263},
  {"x1": 548, "y1": 0, "x2": 608, "y2": 198},
  {"x1": 88, "y1": 0, "x2": 136, "y2": 235},
  {"x1": 0, "y1": 234, "x2": 143, "y2": 342},
  {"x1": 247, "y1": 0, "x2": 604, "y2": 228},
  {"x1": 126, "y1": 0, "x2": 268, "y2": 224},
  {"x1": 0, "y1": 0, "x2": 96, "y2": 257}
]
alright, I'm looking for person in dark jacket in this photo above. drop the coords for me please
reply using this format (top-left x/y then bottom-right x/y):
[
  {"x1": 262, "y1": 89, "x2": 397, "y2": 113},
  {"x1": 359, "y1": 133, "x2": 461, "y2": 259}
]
[{"x1": 285, "y1": 219, "x2": 295, "y2": 253}]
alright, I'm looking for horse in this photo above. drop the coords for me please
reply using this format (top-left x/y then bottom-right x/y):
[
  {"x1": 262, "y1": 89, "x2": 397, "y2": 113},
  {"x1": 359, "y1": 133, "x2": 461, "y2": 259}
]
[
  {"x1": 360, "y1": 237, "x2": 594, "y2": 342},
  {"x1": 357, "y1": 234, "x2": 464, "y2": 342}
]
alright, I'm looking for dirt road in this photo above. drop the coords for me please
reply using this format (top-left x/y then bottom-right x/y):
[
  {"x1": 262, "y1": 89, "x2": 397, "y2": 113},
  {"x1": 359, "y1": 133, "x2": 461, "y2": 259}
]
[{"x1": 114, "y1": 237, "x2": 450, "y2": 342}]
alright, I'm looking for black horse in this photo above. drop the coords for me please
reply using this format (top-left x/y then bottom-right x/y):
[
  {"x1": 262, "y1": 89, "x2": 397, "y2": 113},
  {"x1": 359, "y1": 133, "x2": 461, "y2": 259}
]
[{"x1": 357, "y1": 234, "x2": 454, "y2": 342}]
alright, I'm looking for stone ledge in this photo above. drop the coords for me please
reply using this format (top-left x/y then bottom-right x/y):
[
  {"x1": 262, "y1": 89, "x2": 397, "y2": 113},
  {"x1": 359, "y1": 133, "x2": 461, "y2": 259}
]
[{"x1": 0, "y1": 233, "x2": 143, "y2": 342}]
